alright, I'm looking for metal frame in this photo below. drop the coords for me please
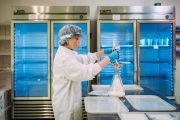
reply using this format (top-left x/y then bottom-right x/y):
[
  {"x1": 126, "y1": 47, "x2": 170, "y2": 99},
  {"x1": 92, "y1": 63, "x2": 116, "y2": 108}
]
[
  {"x1": 50, "y1": 20, "x2": 90, "y2": 96},
  {"x1": 97, "y1": 20, "x2": 137, "y2": 84},
  {"x1": 136, "y1": 20, "x2": 176, "y2": 97},
  {"x1": 11, "y1": 20, "x2": 51, "y2": 100}
]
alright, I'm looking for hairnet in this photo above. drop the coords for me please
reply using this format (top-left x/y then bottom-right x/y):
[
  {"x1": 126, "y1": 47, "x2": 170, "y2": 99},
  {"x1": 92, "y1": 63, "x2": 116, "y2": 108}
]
[{"x1": 58, "y1": 25, "x2": 82, "y2": 45}]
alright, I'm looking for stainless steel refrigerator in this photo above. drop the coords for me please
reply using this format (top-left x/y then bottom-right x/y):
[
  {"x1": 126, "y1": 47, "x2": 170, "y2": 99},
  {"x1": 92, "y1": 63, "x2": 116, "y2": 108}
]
[
  {"x1": 97, "y1": 6, "x2": 176, "y2": 97},
  {"x1": 11, "y1": 6, "x2": 90, "y2": 119}
]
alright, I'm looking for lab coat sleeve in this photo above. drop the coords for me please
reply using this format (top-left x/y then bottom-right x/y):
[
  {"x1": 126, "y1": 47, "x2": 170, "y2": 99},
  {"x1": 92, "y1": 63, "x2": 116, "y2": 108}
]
[
  {"x1": 78, "y1": 52, "x2": 98, "y2": 64},
  {"x1": 64, "y1": 58, "x2": 101, "y2": 81}
]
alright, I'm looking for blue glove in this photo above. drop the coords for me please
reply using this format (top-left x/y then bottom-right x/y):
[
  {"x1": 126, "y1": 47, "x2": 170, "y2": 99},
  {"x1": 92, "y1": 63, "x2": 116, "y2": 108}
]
[
  {"x1": 108, "y1": 50, "x2": 119, "y2": 62},
  {"x1": 104, "y1": 48, "x2": 112, "y2": 55}
]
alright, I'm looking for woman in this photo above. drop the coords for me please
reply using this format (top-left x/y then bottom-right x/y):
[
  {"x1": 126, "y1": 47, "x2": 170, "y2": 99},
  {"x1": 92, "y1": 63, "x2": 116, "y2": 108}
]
[{"x1": 52, "y1": 24, "x2": 119, "y2": 120}]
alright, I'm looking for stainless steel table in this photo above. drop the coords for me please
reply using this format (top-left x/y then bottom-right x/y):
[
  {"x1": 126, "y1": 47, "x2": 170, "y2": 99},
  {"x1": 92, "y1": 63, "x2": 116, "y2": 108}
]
[{"x1": 85, "y1": 87, "x2": 180, "y2": 120}]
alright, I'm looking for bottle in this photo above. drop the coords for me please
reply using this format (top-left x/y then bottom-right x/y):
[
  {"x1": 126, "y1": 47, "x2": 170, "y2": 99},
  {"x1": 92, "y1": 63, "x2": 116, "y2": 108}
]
[{"x1": 164, "y1": 38, "x2": 169, "y2": 45}]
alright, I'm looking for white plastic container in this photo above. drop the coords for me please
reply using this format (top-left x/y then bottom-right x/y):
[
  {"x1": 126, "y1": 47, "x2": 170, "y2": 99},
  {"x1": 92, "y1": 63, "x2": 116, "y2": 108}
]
[
  {"x1": 84, "y1": 96, "x2": 129, "y2": 114},
  {"x1": 84, "y1": 96, "x2": 129, "y2": 119}
]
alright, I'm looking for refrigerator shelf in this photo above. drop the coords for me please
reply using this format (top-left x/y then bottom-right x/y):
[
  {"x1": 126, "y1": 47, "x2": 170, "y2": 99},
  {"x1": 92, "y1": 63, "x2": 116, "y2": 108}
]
[
  {"x1": 100, "y1": 74, "x2": 134, "y2": 78},
  {"x1": 0, "y1": 38, "x2": 11, "y2": 41},
  {"x1": 54, "y1": 46, "x2": 88, "y2": 49},
  {"x1": 101, "y1": 45, "x2": 133, "y2": 48},
  {"x1": 15, "y1": 81, "x2": 48, "y2": 85},
  {"x1": 140, "y1": 45, "x2": 170, "y2": 47},
  {"x1": 15, "y1": 61, "x2": 47, "y2": 64},
  {"x1": 0, "y1": 70, "x2": 11, "y2": 74},
  {"x1": 140, "y1": 61, "x2": 171, "y2": 63},
  {"x1": 14, "y1": 47, "x2": 48, "y2": 49},
  {"x1": 0, "y1": 68, "x2": 11, "y2": 72},
  {"x1": 140, "y1": 76, "x2": 171, "y2": 79},
  {"x1": 108, "y1": 61, "x2": 134, "y2": 63},
  {"x1": 15, "y1": 76, "x2": 47, "y2": 79},
  {"x1": 0, "y1": 53, "x2": 11, "y2": 55}
]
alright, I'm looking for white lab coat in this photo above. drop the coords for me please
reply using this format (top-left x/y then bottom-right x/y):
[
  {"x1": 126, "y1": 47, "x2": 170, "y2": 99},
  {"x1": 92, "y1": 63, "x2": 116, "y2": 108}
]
[{"x1": 52, "y1": 46, "x2": 101, "y2": 120}]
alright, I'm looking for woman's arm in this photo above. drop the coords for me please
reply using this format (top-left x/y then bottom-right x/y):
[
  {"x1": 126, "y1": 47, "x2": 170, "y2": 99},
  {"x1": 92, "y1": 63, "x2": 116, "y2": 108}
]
[
  {"x1": 97, "y1": 57, "x2": 110, "y2": 68},
  {"x1": 95, "y1": 50, "x2": 104, "y2": 59},
  {"x1": 78, "y1": 50, "x2": 106, "y2": 64}
]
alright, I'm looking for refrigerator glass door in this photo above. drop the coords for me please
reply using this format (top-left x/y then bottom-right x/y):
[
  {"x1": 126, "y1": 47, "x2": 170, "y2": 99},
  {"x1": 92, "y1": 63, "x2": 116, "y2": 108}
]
[
  {"x1": 13, "y1": 21, "x2": 50, "y2": 99},
  {"x1": 52, "y1": 21, "x2": 89, "y2": 96},
  {"x1": 98, "y1": 21, "x2": 135, "y2": 85},
  {"x1": 138, "y1": 22, "x2": 174, "y2": 96}
]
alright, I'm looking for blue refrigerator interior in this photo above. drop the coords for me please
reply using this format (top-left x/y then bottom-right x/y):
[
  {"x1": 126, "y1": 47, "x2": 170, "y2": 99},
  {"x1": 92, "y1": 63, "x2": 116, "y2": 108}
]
[
  {"x1": 13, "y1": 23, "x2": 50, "y2": 99},
  {"x1": 98, "y1": 22, "x2": 135, "y2": 85},
  {"x1": 52, "y1": 22, "x2": 89, "y2": 96},
  {"x1": 138, "y1": 22, "x2": 174, "y2": 96}
]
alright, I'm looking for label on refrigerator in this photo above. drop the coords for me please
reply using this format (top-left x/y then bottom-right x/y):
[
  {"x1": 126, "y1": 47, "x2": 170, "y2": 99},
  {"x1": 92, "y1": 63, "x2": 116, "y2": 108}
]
[{"x1": 112, "y1": 15, "x2": 121, "y2": 20}]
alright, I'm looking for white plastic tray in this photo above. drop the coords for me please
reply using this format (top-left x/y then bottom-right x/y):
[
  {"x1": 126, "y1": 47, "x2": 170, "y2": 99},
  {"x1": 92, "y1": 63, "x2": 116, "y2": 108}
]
[
  {"x1": 89, "y1": 84, "x2": 143, "y2": 96},
  {"x1": 170, "y1": 112, "x2": 180, "y2": 119},
  {"x1": 84, "y1": 96, "x2": 129, "y2": 114},
  {"x1": 125, "y1": 95, "x2": 176, "y2": 111},
  {"x1": 118, "y1": 112, "x2": 179, "y2": 120},
  {"x1": 147, "y1": 113, "x2": 173, "y2": 120}
]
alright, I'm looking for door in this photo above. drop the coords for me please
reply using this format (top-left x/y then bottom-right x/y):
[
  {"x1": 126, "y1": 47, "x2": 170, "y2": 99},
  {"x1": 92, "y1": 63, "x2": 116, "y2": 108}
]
[
  {"x1": 51, "y1": 20, "x2": 90, "y2": 96},
  {"x1": 97, "y1": 20, "x2": 136, "y2": 85},
  {"x1": 12, "y1": 21, "x2": 50, "y2": 100},
  {"x1": 137, "y1": 20, "x2": 175, "y2": 96}
]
